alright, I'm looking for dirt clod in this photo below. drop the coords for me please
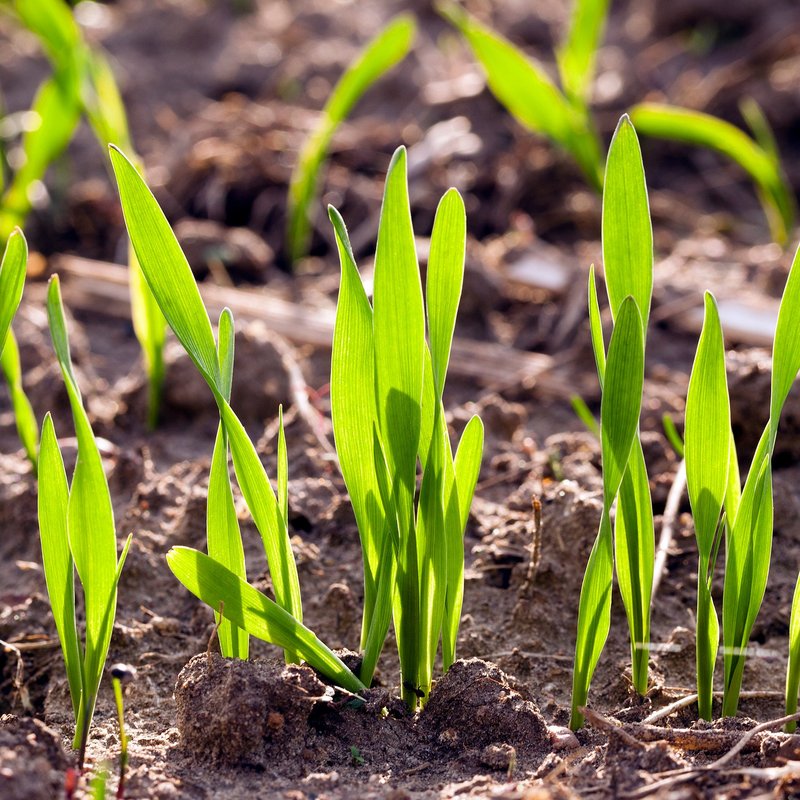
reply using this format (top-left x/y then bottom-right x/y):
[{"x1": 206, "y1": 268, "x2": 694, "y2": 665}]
[
  {"x1": 174, "y1": 653, "x2": 329, "y2": 768},
  {"x1": 420, "y1": 658, "x2": 550, "y2": 765},
  {"x1": 0, "y1": 715, "x2": 70, "y2": 800}
]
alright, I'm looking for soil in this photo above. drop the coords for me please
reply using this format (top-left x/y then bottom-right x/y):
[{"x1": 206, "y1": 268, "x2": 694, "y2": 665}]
[{"x1": 2, "y1": 0, "x2": 800, "y2": 797}]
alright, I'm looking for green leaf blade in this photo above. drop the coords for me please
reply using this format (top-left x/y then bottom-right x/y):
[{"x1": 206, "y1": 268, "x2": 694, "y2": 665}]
[
  {"x1": 37, "y1": 413, "x2": 83, "y2": 719},
  {"x1": 109, "y1": 146, "x2": 220, "y2": 390},
  {"x1": 167, "y1": 547, "x2": 365, "y2": 693},
  {"x1": 287, "y1": 15, "x2": 415, "y2": 263},
  {"x1": 602, "y1": 116, "x2": 653, "y2": 329}
]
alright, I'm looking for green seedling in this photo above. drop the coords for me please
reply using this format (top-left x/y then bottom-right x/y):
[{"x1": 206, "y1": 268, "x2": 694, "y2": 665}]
[
  {"x1": 787, "y1": 574, "x2": 800, "y2": 731},
  {"x1": 684, "y1": 293, "x2": 730, "y2": 720},
  {"x1": 286, "y1": 14, "x2": 415, "y2": 264},
  {"x1": 438, "y1": 0, "x2": 604, "y2": 190},
  {"x1": 109, "y1": 144, "x2": 365, "y2": 693},
  {"x1": 571, "y1": 116, "x2": 654, "y2": 730},
  {"x1": 38, "y1": 276, "x2": 132, "y2": 767},
  {"x1": 722, "y1": 239, "x2": 800, "y2": 717},
  {"x1": 440, "y1": 0, "x2": 795, "y2": 241},
  {"x1": 111, "y1": 143, "x2": 483, "y2": 707},
  {"x1": 110, "y1": 663, "x2": 134, "y2": 799},
  {"x1": 686, "y1": 241, "x2": 800, "y2": 720},
  {"x1": 0, "y1": 228, "x2": 36, "y2": 468},
  {"x1": 329, "y1": 146, "x2": 484, "y2": 707},
  {"x1": 0, "y1": 0, "x2": 166, "y2": 427},
  {"x1": 630, "y1": 102, "x2": 795, "y2": 245}
]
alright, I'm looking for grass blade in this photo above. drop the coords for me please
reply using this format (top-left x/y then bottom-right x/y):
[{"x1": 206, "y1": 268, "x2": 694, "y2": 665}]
[
  {"x1": 372, "y1": 146, "x2": 425, "y2": 706},
  {"x1": 440, "y1": 2, "x2": 602, "y2": 189},
  {"x1": 207, "y1": 424, "x2": 248, "y2": 660},
  {"x1": 556, "y1": 0, "x2": 611, "y2": 103},
  {"x1": 427, "y1": 188, "x2": 466, "y2": 394},
  {"x1": 167, "y1": 547, "x2": 366, "y2": 693},
  {"x1": 571, "y1": 295, "x2": 644, "y2": 729},
  {"x1": 37, "y1": 413, "x2": 83, "y2": 719},
  {"x1": 0, "y1": 78, "x2": 80, "y2": 240},
  {"x1": 287, "y1": 15, "x2": 415, "y2": 263},
  {"x1": 685, "y1": 292, "x2": 730, "y2": 719},
  {"x1": 219, "y1": 402, "x2": 303, "y2": 643},
  {"x1": 630, "y1": 103, "x2": 794, "y2": 244},
  {"x1": 328, "y1": 204, "x2": 384, "y2": 649},
  {"x1": 47, "y1": 275, "x2": 121, "y2": 750},
  {"x1": 109, "y1": 146, "x2": 220, "y2": 391},
  {"x1": 614, "y1": 440, "x2": 653, "y2": 694},
  {"x1": 0, "y1": 229, "x2": 28, "y2": 349},
  {"x1": 442, "y1": 414, "x2": 483, "y2": 669},
  {"x1": 602, "y1": 116, "x2": 653, "y2": 329},
  {"x1": 786, "y1": 573, "x2": 800, "y2": 731},
  {"x1": 1, "y1": 328, "x2": 39, "y2": 469}
]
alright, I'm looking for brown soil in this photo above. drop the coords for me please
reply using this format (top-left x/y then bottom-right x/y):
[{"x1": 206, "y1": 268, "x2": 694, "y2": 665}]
[{"x1": 2, "y1": 0, "x2": 800, "y2": 798}]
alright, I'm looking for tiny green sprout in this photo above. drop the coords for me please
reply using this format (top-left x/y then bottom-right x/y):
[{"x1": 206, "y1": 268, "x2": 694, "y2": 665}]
[
  {"x1": 110, "y1": 663, "x2": 135, "y2": 799},
  {"x1": 350, "y1": 745, "x2": 365, "y2": 766},
  {"x1": 110, "y1": 144, "x2": 364, "y2": 694},
  {"x1": 286, "y1": 14, "x2": 415, "y2": 264},
  {"x1": 39, "y1": 275, "x2": 132, "y2": 766}
]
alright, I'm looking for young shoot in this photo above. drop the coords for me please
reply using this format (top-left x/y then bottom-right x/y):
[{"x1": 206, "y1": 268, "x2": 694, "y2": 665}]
[
  {"x1": 286, "y1": 14, "x2": 415, "y2": 264},
  {"x1": 329, "y1": 146, "x2": 484, "y2": 709},
  {"x1": 109, "y1": 144, "x2": 364, "y2": 693},
  {"x1": 571, "y1": 116, "x2": 654, "y2": 729},
  {"x1": 39, "y1": 275, "x2": 132, "y2": 767}
]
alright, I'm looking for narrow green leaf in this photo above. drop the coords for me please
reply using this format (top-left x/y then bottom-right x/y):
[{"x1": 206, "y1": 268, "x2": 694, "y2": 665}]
[
  {"x1": 570, "y1": 509, "x2": 613, "y2": 730},
  {"x1": 587, "y1": 264, "x2": 606, "y2": 383},
  {"x1": 614, "y1": 440, "x2": 653, "y2": 695},
  {"x1": 167, "y1": 547, "x2": 365, "y2": 693},
  {"x1": 37, "y1": 413, "x2": 83, "y2": 719},
  {"x1": 372, "y1": 146, "x2": 425, "y2": 705},
  {"x1": 685, "y1": 292, "x2": 730, "y2": 719},
  {"x1": 0, "y1": 328, "x2": 39, "y2": 468},
  {"x1": 328, "y1": 205, "x2": 384, "y2": 649},
  {"x1": 630, "y1": 103, "x2": 794, "y2": 243},
  {"x1": 287, "y1": 15, "x2": 415, "y2": 262},
  {"x1": 599, "y1": 297, "x2": 644, "y2": 506},
  {"x1": 219, "y1": 401, "x2": 303, "y2": 632},
  {"x1": 217, "y1": 308, "x2": 235, "y2": 403},
  {"x1": 770, "y1": 242, "x2": 800, "y2": 440},
  {"x1": 277, "y1": 406, "x2": 288, "y2": 536},
  {"x1": 786, "y1": 573, "x2": 800, "y2": 731},
  {"x1": 571, "y1": 296, "x2": 644, "y2": 730},
  {"x1": 602, "y1": 116, "x2": 653, "y2": 329},
  {"x1": 0, "y1": 229, "x2": 27, "y2": 349},
  {"x1": 207, "y1": 424, "x2": 248, "y2": 660},
  {"x1": 427, "y1": 188, "x2": 466, "y2": 395},
  {"x1": 0, "y1": 77, "x2": 80, "y2": 240},
  {"x1": 556, "y1": 0, "x2": 611, "y2": 103},
  {"x1": 109, "y1": 146, "x2": 220, "y2": 390},
  {"x1": 661, "y1": 414, "x2": 685, "y2": 459},
  {"x1": 442, "y1": 414, "x2": 483, "y2": 669},
  {"x1": 46, "y1": 275, "x2": 121, "y2": 748},
  {"x1": 571, "y1": 394, "x2": 600, "y2": 437},
  {"x1": 686, "y1": 293, "x2": 731, "y2": 558}
]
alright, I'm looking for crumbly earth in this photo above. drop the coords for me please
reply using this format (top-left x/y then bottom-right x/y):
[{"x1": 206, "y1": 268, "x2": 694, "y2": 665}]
[{"x1": 2, "y1": 0, "x2": 800, "y2": 797}]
